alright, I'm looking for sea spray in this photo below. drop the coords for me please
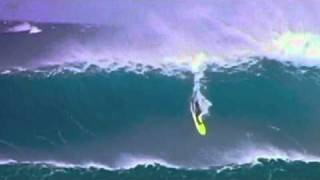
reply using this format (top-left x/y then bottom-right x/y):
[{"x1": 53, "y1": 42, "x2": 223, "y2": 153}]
[{"x1": 190, "y1": 52, "x2": 213, "y2": 123}]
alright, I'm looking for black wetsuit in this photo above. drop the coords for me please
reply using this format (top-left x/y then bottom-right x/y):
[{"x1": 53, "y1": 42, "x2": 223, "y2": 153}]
[
  {"x1": 194, "y1": 101, "x2": 201, "y2": 117},
  {"x1": 193, "y1": 100, "x2": 203, "y2": 124}
]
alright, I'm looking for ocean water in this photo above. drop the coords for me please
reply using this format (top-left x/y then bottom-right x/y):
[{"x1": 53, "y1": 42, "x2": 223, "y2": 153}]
[
  {"x1": 1, "y1": 59, "x2": 320, "y2": 179},
  {"x1": 1, "y1": 15, "x2": 320, "y2": 179}
]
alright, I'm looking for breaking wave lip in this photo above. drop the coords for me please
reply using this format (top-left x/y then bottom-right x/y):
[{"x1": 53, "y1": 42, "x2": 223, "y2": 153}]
[
  {"x1": 221, "y1": 143, "x2": 320, "y2": 167},
  {"x1": 1, "y1": 56, "x2": 317, "y2": 77},
  {"x1": 2, "y1": 53, "x2": 320, "y2": 77},
  {"x1": 0, "y1": 159, "x2": 17, "y2": 165},
  {"x1": 0, "y1": 61, "x2": 191, "y2": 77},
  {"x1": 0, "y1": 155, "x2": 179, "y2": 171},
  {"x1": 4, "y1": 22, "x2": 42, "y2": 34},
  {"x1": 20, "y1": 161, "x2": 113, "y2": 170}
]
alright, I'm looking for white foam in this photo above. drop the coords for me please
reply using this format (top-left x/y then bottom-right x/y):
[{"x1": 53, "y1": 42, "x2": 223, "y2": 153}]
[
  {"x1": 1, "y1": 70, "x2": 11, "y2": 74},
  {"x1": 0, "y1": 159, "x2": 17, "y2": 165},
  {"x1": 80, "y1": 162, "x2": 112, "y2": 170},
  {"x1": 29, "y1": 26, "x2": 42, "y2": 34},
  {"x1": 222, "y1": 143, "x2": 320, "y2": 166},
  {"x1": 114, "y1": 154, "x2": 179, "y2": 169},
  {"x1": 20, "y1": 160, "x2": 112, "y2": 170},
  {"x1": 216, "y1": 165, "x2": 235, "y2": 173},
  {"x1": 269, "y1": 125, "x2": 281, "y2": 132},
  {"x1": 6, "y1": 22, "x2": 42, "y2": 34},
  {"x1": 0, "y1": 147, "x2": 320, "y2": 171},
  {"x1": 190, "y1": 53, "x2": 213, "y2": 123},
  {"x1": 6, "y1": 22, "x2": 31, "y2": 33},
  {"x1": 0, "y1": 155, "x2": 178, "y2": 170}
]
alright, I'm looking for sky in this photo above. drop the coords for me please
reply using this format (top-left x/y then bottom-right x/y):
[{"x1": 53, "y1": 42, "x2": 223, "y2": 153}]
[
  {"x1": 0, "y1": 0, "x2": 150, "y2": 24},
  {"x1": 2, "y1": 0, "x2": 319, "y2": 29}
]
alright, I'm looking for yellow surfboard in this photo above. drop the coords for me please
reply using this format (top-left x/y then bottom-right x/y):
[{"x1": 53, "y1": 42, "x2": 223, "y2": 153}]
[
  {"x1": 192, "y1": 113, "x2": 207, "y2": 136},
  {"x1": 190, "y1": 101, "x2": 207, "y2": 136}
]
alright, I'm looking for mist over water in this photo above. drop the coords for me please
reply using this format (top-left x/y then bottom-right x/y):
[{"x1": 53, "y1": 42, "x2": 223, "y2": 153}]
[{"x1": 2, "y1": 0, "x2": 320, "y2": 69}]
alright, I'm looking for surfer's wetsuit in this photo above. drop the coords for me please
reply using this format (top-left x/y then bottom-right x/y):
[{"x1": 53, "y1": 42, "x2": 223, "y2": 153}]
[
  {"x1": 193, "y1": 99, "x2": 203, "y2": 124},
  {"x1": 194, "y1": 101, "x2": 201, "y2": 117}
]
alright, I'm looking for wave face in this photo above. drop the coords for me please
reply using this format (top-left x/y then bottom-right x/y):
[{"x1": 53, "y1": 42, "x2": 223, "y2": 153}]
[{"x1": 1, "y1": 59, "x2": 320, "y2": 160}]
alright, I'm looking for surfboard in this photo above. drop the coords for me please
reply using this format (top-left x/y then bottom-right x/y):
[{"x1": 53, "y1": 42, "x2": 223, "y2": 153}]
[
  {"x1": 190, "y1": 101, "x2": 207, "y2": 136},
  {"x1": 192, "y1": 113, "x2": 207, "y2": 136}
]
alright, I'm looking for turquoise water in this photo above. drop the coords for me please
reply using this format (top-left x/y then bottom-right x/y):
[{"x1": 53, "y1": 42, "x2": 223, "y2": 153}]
[{"x1": 1, "y1": 59, "x2": 320, "y2": 179}]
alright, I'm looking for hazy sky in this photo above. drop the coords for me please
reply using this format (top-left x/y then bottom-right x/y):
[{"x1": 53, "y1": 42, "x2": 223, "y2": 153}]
[
  {"x1": 1, "y1": 0, "x2": 320, "y2": 68},
  {"x1": 0, "y1": 0, "x2": 138, "y2": 24},
  {"x1": 2, "y1": 0, "x2": 320, "y2": 36},
  {"x1": 1, "y1": 0, "x2": 318, "y2": 24}
]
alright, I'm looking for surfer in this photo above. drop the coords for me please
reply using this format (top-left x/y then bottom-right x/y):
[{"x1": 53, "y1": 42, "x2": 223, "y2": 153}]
[
  {"x1": 191, "y1": 96, "x2": 206, "y2": 135},
  {"x1": 191, "y1": 92, "x2": 207, "y2": 135},
  {"x1": 192, "y1": 99, "x2": 203, "y2": 124}
]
